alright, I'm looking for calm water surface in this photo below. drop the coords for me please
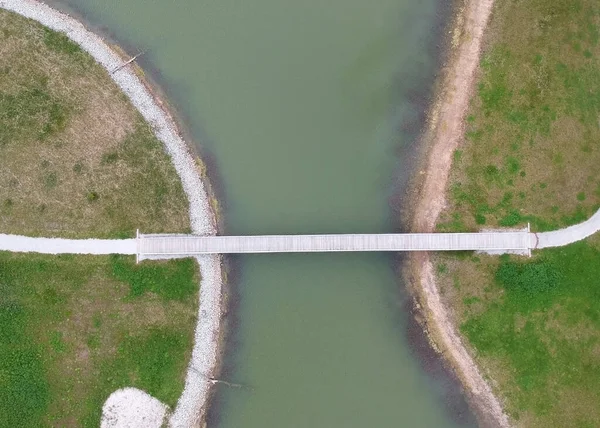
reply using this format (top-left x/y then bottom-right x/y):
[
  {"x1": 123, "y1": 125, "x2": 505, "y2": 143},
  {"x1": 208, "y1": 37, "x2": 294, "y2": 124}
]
[{"x1": 54, "y1": 0, "x2": 475, "y2": 426}]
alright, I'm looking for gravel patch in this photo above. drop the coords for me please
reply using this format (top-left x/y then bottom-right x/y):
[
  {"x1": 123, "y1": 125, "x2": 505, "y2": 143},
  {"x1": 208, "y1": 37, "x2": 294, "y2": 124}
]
[
  {"x1": 0, "y1": 1, "x2": 223, "y2": 426},
  {"x1": 101, "y1": 388, "x2": 169, "y2": 428}
]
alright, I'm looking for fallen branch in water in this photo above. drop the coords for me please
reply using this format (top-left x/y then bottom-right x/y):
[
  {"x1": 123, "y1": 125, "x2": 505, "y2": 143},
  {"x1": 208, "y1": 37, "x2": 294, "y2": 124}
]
[
  {"x1": 189, "y1": 365, "x2": 250, "y2": 390},
  {"x1": 111, "y1": 51, "x2": 145, "y2": 74},
  {"x1": 208, "y1": 378, "x2": 245, "y2": 389}
]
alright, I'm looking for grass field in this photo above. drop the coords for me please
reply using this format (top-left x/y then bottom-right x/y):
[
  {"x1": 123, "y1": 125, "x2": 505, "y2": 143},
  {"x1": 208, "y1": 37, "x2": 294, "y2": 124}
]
[
  {"x1": 0, "y1": 253, "x2": 198, "y2": 427},
  {"x1": 0, "y1": 10, "x2": 189, "y2": 238},
  {"x1": 434, "y1": 0, "x2": 600, "y2": 426},
  {"x1": 0, "y1": 9, "x2": 197, "y2": 427}
]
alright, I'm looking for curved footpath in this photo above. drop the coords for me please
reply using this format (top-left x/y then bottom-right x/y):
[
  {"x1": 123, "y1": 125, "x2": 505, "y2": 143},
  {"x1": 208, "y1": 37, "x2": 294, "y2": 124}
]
[
  {"x1": 0, "y1": 1, "x2": 223, "y2": 427},
  {"x1": 536, "y1": 207, "x2": 600, "y2": 248}
]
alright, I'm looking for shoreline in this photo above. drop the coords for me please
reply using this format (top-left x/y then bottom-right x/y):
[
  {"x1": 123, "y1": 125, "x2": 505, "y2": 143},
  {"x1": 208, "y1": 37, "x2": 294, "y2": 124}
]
[
  {"x1": 404, "y1": 0, "x2": 510, "y2": 427},
  {"x1": 0, "y1": 1, "x2": 225, "y2": 426}
]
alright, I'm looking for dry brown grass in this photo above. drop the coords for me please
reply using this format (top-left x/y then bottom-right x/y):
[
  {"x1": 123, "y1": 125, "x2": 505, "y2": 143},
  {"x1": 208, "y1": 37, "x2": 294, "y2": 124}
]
[
  {"x1": 438, "y1": 0, "x2": 600, "y2": 234},
  {"x1": 0, "y1": 9, "x2": 189, "y2": 238}
]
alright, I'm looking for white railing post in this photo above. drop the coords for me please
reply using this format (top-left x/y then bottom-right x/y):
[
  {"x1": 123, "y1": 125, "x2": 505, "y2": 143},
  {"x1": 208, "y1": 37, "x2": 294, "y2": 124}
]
[
  {"x1": 136, "y1": 229, "x2": 140, "y2": 264},
  {"x1": 527, "y1": 223, "x2": 532, "y2": 257}
]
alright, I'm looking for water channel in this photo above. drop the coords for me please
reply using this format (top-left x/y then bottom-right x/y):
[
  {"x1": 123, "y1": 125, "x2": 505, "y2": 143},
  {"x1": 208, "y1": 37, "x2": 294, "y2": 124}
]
[{"x1": 54, "y1": 0, "x2": 476, "y2": 426}]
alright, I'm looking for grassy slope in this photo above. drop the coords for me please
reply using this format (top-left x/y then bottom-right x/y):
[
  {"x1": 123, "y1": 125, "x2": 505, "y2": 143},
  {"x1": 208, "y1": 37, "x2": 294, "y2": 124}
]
[
  {"x1": 0, "y1": 10, "x2": 198, "y2": 427},
  {"x1": 434, "y1": 0, "x2": 600, "y2": 426}
]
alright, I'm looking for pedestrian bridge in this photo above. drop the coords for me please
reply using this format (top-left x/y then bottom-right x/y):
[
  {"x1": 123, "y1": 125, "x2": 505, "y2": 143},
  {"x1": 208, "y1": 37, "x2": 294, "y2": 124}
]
[
  {"x1": 137, "y1": 207, "x2": 600, "y2": 260},
  {"x1": 137, "y1": 230, "x2": 535, "y2": 261}
]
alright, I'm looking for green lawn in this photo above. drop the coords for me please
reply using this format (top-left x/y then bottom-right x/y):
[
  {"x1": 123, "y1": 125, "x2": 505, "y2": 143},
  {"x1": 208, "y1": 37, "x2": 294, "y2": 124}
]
[
  {"x1": 0, "y1": 9, "x2": 198, "y2": 427},
  {"x1": 434, "y1": 0, "x2": 600, "y2": 426},
  {"x1": 457, "y1": 240, "x2": 600, "y2": 425},
  {"x1": 0, "y1": 253, "x2": 198, "y2": 427}
]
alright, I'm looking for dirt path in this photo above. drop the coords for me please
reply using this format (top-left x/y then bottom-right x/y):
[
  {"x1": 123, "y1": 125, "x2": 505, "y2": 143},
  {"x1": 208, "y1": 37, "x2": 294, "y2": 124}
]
[{"x1": 408, "y1": 1, "x2": 510, "y2": 427}]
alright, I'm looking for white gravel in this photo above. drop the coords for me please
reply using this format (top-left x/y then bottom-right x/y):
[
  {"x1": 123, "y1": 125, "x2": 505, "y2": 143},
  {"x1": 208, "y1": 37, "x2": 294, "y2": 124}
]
[
  {"x1": 101, "y1": 388, "x2": 169, "y2": 428},
  {"x1": 0, "y1": 1, "x2": 224, "y2": 427}
]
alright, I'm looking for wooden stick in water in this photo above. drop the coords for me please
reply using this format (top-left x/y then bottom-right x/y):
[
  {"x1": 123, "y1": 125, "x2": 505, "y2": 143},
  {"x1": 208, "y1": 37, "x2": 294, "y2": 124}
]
[{"x1": 111, "y1": 51, "x2": 146, "y2": 74}]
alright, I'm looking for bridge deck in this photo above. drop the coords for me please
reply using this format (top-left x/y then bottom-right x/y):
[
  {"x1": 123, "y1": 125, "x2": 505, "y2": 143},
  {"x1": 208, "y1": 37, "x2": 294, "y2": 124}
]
[{"x1": 137, "y1": 232, "x2": 534, "y2": 260}]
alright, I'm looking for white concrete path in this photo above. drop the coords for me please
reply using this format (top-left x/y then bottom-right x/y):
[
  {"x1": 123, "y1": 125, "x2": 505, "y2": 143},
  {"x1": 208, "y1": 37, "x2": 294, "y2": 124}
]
[
  {"x1": 536, "y1": 207, "x2": 600, "y2": 248},
  {"x1": 0, "y1": 234, "x2": 136, "y2": 255}
]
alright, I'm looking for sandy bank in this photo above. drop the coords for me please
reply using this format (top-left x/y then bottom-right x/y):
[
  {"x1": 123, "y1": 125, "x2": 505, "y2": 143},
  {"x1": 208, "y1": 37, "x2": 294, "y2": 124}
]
[
  {"x1": 0, "y1": 0, "x2": 223, "y2": 426},
  {"x1": 407, "y1": 0, "x2": 509, "y2": 426}
]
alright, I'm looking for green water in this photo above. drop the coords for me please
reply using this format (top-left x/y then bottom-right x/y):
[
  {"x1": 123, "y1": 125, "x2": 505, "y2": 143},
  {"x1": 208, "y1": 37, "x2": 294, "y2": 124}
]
[{"x1": 54, "y1": 0, "x2": 474, "y2": 426}]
